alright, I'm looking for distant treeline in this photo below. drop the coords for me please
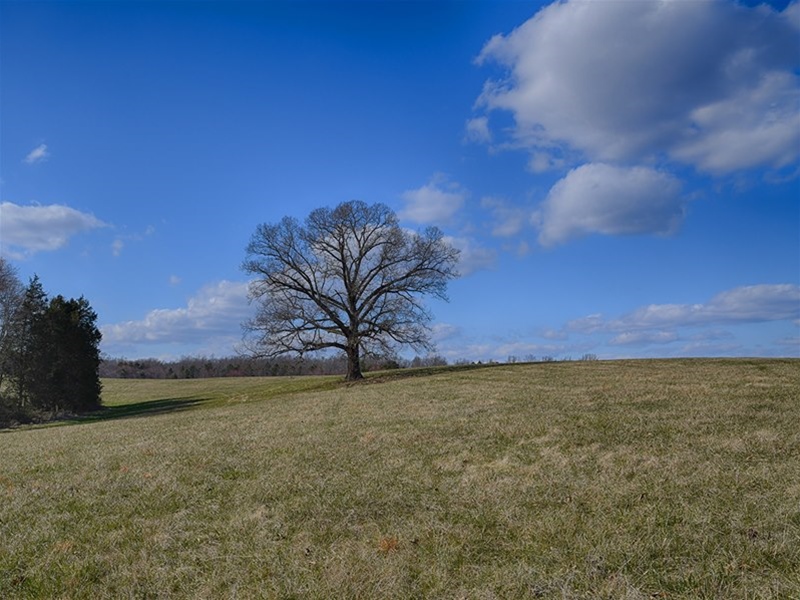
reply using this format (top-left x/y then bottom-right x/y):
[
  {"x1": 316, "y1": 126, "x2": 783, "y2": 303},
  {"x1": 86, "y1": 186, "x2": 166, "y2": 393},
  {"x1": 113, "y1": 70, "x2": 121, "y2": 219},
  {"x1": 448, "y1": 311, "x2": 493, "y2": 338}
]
[
  {"x1": 100, "y1": 354, "x2": 449, "y2": 379},
  {"x1": 99, "y1": 352, "x2": 602, "y2": 379}
]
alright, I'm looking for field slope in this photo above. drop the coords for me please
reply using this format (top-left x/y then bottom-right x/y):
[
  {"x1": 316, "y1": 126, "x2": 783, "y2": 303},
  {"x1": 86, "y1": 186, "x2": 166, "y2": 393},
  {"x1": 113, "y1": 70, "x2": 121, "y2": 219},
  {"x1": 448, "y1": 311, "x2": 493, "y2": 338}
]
[{"x1": 1, "y1": 359, "x2": 798, "y2": 599}]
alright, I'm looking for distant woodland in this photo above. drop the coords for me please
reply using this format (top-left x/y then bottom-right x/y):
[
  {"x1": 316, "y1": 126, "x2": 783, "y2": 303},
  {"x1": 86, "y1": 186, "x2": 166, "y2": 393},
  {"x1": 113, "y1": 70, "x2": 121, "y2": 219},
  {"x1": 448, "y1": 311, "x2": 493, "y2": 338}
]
[{"x1": 99, "y1": 354, "x2": 449, "y2": 379}]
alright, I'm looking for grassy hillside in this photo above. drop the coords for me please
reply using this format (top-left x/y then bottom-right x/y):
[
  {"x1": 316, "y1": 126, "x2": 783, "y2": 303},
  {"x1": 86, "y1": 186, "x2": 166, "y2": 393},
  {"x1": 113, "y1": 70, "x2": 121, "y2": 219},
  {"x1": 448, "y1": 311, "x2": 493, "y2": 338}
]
[{"x1": 1, "y1": 359, "x2": 798, "y2": 599}]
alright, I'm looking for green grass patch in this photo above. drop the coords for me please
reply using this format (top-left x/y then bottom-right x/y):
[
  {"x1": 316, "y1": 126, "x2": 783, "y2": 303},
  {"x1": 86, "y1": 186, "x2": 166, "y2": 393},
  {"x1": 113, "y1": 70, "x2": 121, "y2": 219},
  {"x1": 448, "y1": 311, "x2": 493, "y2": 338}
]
[{"x1": 1, "y1": 359, "x2": 798, "y2": 598}]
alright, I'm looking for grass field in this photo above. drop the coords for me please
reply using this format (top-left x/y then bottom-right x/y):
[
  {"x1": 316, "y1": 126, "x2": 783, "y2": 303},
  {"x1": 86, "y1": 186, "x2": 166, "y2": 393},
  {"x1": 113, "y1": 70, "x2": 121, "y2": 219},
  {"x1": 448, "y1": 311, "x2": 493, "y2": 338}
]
[{"x1": 1, "y1": 359, "x2": 798, "y2": 599}]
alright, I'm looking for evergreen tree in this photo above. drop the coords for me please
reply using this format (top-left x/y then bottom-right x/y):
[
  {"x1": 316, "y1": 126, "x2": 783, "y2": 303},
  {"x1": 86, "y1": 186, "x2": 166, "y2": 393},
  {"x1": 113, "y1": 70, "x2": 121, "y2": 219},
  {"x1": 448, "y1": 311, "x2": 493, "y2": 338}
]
[
  {"x1": 46, "y1": 296, "x2": 103, "y2": 412},
  {"x1": 8, "y1": 276, "x2": 50, "y2": 409},
  {"x1": 2, "y1": 276, "x2": 103, "y2": 415}
]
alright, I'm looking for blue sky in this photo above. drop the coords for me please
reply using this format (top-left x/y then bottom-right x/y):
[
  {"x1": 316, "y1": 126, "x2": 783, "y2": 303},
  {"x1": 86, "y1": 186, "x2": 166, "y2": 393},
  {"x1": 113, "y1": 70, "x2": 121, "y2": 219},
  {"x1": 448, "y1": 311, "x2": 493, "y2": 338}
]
[{"x1": 1, "y1": 0, "x2": 798, "y2": 362}]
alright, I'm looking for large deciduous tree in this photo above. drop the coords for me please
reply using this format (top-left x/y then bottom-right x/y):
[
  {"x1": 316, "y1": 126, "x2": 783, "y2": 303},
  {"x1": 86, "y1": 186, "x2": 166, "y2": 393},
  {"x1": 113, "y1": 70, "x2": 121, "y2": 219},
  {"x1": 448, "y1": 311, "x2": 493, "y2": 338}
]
[{"x1": 242, "y1": 200, "x2": 460, "y2": 380}]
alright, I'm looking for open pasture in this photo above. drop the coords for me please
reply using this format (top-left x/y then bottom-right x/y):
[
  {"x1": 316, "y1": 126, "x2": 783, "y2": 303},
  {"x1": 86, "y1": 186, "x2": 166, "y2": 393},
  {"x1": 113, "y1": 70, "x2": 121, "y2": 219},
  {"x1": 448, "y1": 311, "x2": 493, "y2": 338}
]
[{"x1": 1, "y1": 359, "x2": 798, "y2": 598}]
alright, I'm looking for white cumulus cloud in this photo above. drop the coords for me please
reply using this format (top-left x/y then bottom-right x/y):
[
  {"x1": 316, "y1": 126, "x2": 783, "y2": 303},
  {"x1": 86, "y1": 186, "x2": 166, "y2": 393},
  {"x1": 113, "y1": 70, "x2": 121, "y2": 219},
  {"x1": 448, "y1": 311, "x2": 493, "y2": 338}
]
[
  {"x1": 475, "y1": 0, "x2": 799, "y2": 174},
  {"x1": 534, "y1": 163, "x2": 684, "y2": 246},
  {"x1": 400, "y1": 174, "x2": 467, "y2": 225},
  {"x1": 0, "y1": 201, "x2": 108, "y2": 257},
  {"x1": 569, "y1": 284, "x2": 800, "y2": 334},
  {"x1": 102, "y1": 280, "x2": 253, "y2": 355},
  {"x1": 626, "y1": 284, "x2": 800, "y2": 327}
]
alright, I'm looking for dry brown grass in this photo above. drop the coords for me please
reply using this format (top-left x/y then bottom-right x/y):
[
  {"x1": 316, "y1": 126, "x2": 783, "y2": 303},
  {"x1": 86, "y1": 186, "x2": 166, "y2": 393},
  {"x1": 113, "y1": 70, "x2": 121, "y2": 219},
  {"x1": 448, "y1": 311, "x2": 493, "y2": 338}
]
[{"x1": 1, "y1": 359, "x2": 798, "y2": 598}]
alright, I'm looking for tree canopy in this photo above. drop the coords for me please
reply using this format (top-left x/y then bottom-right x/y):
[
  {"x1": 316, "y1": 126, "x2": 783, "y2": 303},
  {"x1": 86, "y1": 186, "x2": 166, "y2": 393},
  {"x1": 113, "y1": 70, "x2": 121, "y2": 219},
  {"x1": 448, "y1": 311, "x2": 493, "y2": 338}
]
[
  {"x1": 242, "y1": 200, "x2": 460, "y2": 380},
  {"x1": 0, "y1": 260, "x2": 103, "y2": 424}
]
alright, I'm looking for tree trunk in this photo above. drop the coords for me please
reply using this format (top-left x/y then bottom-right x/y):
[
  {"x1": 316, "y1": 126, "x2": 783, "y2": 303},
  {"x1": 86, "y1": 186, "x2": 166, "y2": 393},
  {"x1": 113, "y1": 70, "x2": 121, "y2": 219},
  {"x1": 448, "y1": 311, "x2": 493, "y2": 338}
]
[{"x1": 345, "y1": 342, "x2": 363, "y2": 381}]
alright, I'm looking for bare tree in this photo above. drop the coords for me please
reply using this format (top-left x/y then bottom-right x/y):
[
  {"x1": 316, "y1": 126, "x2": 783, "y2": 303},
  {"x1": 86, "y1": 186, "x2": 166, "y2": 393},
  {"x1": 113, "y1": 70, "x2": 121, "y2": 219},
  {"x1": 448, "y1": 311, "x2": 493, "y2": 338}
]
[
  {"x1": 0, "y1": 258, "x2": 24, "y2": 391},
  {"x1": 242, "y1": 200, "x2": 460, "y2": 380}
]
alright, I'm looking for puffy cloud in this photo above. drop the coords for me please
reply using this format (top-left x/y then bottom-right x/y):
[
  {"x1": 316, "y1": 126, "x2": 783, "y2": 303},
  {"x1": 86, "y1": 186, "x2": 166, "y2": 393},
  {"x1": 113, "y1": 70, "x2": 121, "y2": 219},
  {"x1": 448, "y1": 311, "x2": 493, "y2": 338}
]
[
  {"x1": 400, "y1": 174, "x2": 466, "y2": 225},
  {"x1": 24, "y1": 144, "x2": 49, "y2": 164},
  {"x1": 569, "y1": 284, "x2": 800, "y2": 333},
  {"x1": 534, "y1": 163, "x2": 684, "y2": 246},
  {"x1": 102, "y1": 280, "x2": 253, "y2": 352},
  {"x1": 671, "y1": 71, "x2": 800, "y2": 173},
  {"x1": 718, "y1": 284, "x2": 800, "y2": 320},
  {"x1": 618, "y1": 284, "x2": 800, "y2": 329},
  {"x1": 464, "y1": 116, "x2": 491, "y2": 144},
  {"x1": 0, "y1": 201, "x2": 108, "y2": 257},
  {"x1": 475, "y1": 0, "x2": 799, "y2": 174}
]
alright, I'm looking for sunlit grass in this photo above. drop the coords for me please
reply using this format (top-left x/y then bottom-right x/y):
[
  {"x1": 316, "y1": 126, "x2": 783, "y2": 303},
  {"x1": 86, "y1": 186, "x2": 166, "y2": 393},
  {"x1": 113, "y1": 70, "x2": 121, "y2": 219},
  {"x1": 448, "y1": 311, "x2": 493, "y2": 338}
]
[{"x1": 1, "y1": 359, "x2": 798, "y2": 598}]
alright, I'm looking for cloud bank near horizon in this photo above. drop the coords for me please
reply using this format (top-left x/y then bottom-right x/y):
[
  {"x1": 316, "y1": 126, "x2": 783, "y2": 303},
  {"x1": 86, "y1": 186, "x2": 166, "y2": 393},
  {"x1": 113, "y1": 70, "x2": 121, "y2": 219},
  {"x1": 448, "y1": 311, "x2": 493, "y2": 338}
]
[{"x1": 100, "y1": 281, "x2": 799, "y2": 361}]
